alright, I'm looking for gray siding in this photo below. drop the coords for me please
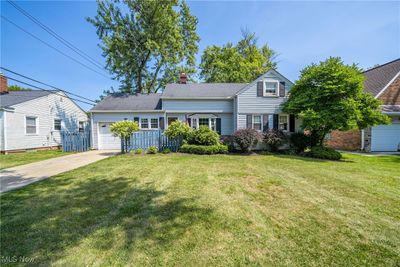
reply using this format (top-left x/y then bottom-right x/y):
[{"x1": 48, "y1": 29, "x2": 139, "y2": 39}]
[
  {"x1": 4, "y1": 92, "x2": 88, "y2": 151},
  {"x1": 163, "y1": 99, "x2": 233, "y2": 113}
]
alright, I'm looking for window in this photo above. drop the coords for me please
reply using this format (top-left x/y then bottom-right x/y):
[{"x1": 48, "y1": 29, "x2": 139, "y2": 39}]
[
  {"x1": 79, "y1": 121, "x2": 85, "y2": 132},
  {"x1": 26, "y1": 116, "x2": 37, "y2": 134},
  {"x1": 253, "y1": 115, "x2": 262, "y2": 131},
  {"x1": 168, "y1": 117, "x2": 178, "y2": 125},
  {"x1": 210, "y1": 118, "x2": 216, "y2": 131},
  {"x1": 150, "y1": 118, "x2": 159, "y2": 129},
  {"x1": 279, "y1": 115, "x2": 288, "y2": 131},
  {"x1": 141, "y1": 118, "x2": 149, "y2": 129},
  {"x1": 198, "y1": 118, "x2": 209, "y2": 128},
  {"x1": 191, "y1": 118, "x2": 197, "y2": 129},
  {"x1": 54, "y1": 119, "x2": 62, "y2": 131},
  {"x1": 264, "y1": 80, "x2": 278, "y2": 96}
]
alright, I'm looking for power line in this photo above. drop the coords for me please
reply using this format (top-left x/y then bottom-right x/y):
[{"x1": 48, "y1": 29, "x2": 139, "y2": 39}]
[
  {"x1": 1, "y1": 67, "x2": 96, "y2": 104},
  {"x1": 7, "y1": 0, "x2": 105, "y2": 71},
  {"x1": 1, "y1": 15, "x2": 110, "y2": 80},
  {"x1": 3, "y1": 75, "x2": 95, "y2": 106}
]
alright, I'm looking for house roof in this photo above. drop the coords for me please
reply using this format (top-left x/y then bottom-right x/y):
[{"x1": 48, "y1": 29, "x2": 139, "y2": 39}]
[
  {"x1": 91, "y1": 93, "x2": 162, "y2": 111},
  {"x1": 0, "y1": 90, "x2": 53, "y2": 108},
  {"x1": 363, "y1": 58, "x2": 400, "y2": 97},
  {"x1": 162, "y1": 83, "x2": 247, "y2": 98}
]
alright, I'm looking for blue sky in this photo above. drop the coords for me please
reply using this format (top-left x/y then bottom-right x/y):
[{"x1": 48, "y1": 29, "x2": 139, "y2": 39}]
[{"x1": 1, "y1": 0, "x2": 399, "y2": 110}]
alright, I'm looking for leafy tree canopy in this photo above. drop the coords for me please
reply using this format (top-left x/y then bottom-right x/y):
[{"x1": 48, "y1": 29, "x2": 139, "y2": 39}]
[
  {"x1": 8, "y1": 85, "x2": 31, "y2": 91},
  {"x1": 199, "y1": 29, "x2": 276, "y2": 83},
  {"x1": 283, "y1": 57, "x2": 390, "y2": 145},
  {"x1": 88, "y1": 0, "x2": 200, "y2": 94}
]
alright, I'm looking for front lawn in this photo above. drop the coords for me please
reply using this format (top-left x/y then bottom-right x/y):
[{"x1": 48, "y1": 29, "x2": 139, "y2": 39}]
[
  {"x1": 1, "y1": 154, "x2": 399, "y2": 266},
  {"x1": 0, "y1": 150, "x2": 71, "y2": 169}
]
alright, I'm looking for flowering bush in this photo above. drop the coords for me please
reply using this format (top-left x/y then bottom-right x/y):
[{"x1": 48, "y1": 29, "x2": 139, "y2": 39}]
[
  {"x1": 264, "y1": 129, "x2": 287, "y2": 152},
  {"x1": 232, "y1": 129, "x2": 263, "y2": 153}
]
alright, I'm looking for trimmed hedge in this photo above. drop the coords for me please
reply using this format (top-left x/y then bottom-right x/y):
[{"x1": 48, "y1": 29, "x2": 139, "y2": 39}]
[
  {"x1": 305, "y1": 146, "x2": 342, "y2": 160},
  {"x1": 180, "y1": 144, "x2": 228, "y2": 155}
]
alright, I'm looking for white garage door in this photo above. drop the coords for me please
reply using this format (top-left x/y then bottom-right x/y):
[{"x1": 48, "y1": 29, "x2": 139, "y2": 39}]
[
  {"x1": 371, "y1": 123, "x2": 400, "y2": 152},
  {"x1": 98, "y1": 122, "x2": 121, "y2": 150}
]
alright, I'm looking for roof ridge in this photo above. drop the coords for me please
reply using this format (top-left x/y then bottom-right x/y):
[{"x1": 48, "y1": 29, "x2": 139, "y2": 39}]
[{"x1": 363, "y1": 58, "x2": 400, "y2": 73}]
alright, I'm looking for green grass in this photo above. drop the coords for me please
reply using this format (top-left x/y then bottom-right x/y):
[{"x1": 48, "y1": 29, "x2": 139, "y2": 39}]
[
  {"x1": 0, "y1": 150, "x2": 72, "y2": 169},
  {"x1": 1, "y1": 154, "x2": 399, "y2": 266}
]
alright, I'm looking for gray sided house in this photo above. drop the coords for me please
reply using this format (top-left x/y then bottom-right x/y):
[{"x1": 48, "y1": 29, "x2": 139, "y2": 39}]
[
  {"x1": 0, "y1": 75, "x2": 89, "y2": 153},
  {"x1": 91, "y1": 69, "x2": 301, "y2": 150}
]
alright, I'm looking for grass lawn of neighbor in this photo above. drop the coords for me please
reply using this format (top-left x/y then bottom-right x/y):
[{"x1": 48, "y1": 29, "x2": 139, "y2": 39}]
[
  {"x1": 1, "y1": 153, "x2": 399, "y2": 266},
  {"x1": 0, "y1": 150, "x2": 72, "y2": 169}
]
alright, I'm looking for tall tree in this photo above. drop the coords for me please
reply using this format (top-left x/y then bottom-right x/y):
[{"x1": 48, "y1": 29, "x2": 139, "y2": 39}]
[
  {"x1": 283, "y1": 57, "x2": 390, "y2": 146},
  {"x1": 8, "y1": 85, "x2": 31, "y2": 91},
  {"x1": 88, "y1": 0, "x2": 199, "y2": 94},
  {"x1": 199, "y1": 30, "x2": 276, "y2": 83}
]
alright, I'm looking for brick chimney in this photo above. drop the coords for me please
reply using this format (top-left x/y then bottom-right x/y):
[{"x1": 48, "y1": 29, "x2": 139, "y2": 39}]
[
  {"x1": 0, "y1": 74, "x2": 8, "y2": 94},
  {"x1": 179, "y1": 72, "x2": 188, "y2": 84}
]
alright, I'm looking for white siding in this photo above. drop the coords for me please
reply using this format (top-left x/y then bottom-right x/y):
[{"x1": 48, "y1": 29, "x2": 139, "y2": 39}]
[
  {"x1": 91, "y1": 112, "x2": 165, "y2": 149},
  {"x1": 163, "y1": 99, "x2": 233, "y2": 113},
  {"x1": 4, "y1": 92, "x2": 88, "y2": 151}
]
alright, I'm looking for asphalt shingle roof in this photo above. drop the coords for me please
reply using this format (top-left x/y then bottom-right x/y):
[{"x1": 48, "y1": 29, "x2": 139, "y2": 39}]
[
  {"x1": 162, "y1": 83, "x2": 247, "y2": 98},
  {"x1": 363, "y1": 59, "x2": 400, "y2": 97},
  {"x1": 91, "y1": 93, "x2": 162, "y2": 111},
  {"x1": 0, "y1": 90, "x2": 53, "y2": 108}
]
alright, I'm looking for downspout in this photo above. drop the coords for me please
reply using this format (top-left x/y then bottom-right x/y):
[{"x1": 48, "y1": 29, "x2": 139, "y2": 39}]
[
  {"x1": 3, "y1": 110, "x2": 7, "y2": 154},
  {"x1": 361, "y1": 129, "x2": 365, "y2": 151},
  {"x1": 90, "y1": 112, "x2": 94, "y2": 149}
]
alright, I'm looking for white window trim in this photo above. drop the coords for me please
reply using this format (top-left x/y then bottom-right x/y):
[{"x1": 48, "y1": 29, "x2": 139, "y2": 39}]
[
  {"x1": 25, "y1": 116, "x2": 38, "y2": 135},
  {"x1": 150, "y1": 118, "x2": 159, "y2": 129},
  {"x1": 252, "y1": 114, "x2": 263, "y2": 131},
  {"x1": 140, "y1": 118, "x2": 149, "y2": 130},
  {"x1": 191, "y1": 117, "x2": 217, "y2": 131},
  {"x1": 279, "y1": 114, "x2": 289, "y2": 132},
  {"x1": 263, "y1": 79, "x2": 279, "y2": 97},
  {"x1": 139, "y1": 117, "x2": 160, "y2": 130},
  {"x1": 53, "y1": 118, "x2": 62, "y2": 131}
]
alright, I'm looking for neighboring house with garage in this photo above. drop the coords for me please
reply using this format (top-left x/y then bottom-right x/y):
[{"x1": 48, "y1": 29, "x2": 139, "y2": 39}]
[
  {"x1": 90, "y1": 70, "x2": 300, "y2": 150},
  {"x1": 326, "y1": 58, "x2": 400, "y2": 152},
  {"x1": 0, "y1": 75, "x2": 89, "y2": 153}
]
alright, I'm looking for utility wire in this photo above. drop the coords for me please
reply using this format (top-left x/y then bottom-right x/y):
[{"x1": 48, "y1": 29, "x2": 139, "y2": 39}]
[
  {"x1": 1, "y1": 67, "x2": 96, "y2": 104},
  {"x1": 1, "y1": 15, "x2": 110, "y2": 80},
  {"x1": 3, "y1": 75, "x2": 95, "y2": 106},
  {"x1": 7, "y1": 0, "x2": 105, "y2": 71}
]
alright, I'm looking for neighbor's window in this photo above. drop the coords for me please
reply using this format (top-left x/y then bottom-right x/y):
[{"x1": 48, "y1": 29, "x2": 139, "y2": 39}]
[
  {"x1": 54, "y1": 119, "x2": 61, "y2": 131},
  {"x1": 253, "y1": 115, "x2": 262, "y2": 131},
  {"x1": 150, "y1": 118, "x2": 159, "y2": 129},
  {"x1": 264, "y1": 81, "x2": 278, "y2": 96},
  {"x1": 78, "y1": 121, "x2": 84, "y2": 132},
  {"x1": 141, "y1": 118, "x2": 149, "y2": 129},
  {"x1": 279, "y1": 115, "x2": 288, "y2": 131},
  {"x1": 26, "y1": 116, "x2": 37, "y2": 134}
]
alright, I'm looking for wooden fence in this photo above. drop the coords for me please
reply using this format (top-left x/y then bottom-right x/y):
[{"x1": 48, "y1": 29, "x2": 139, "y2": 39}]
[
  {"x1": 61, "y1": 131, "x2": 91, "y2": 152},
  {"x1": 125, "y1": 130, "x2": 182, "y2": 152}
]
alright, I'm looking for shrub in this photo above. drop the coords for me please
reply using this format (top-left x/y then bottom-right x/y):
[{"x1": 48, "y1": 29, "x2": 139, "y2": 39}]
[
  {"x1": 147, "y1": 146, "x2": 158, "y2": 154},
  {"x1": 232, "y1": 129, "x2": 263, "y2": 153},
  {"x1": 305, "y1": 146, "x2": 342, "y2": 160},
  {"x1": 264, "y1": 129, "x2": 287, "y2": 152},
  {"x1": 220, "y1": 135, "x2": 236, "y2": 152},
  {"x1": 134, "y1": 148, "x2": 143, "y2": 154},
  {"x1": 187, "y1": 126, "x2": 220, "y2": 146},
  {"x1": 161, "y1": 148, "x2": 172, "y2": 154},
  {"x1": 110, "y1": 120, "x2": 139, "y2": 153},
  {"x1": 289, "y1": 131, "x2": 312, "y2": 153},
  {"x1": 164, "y1": 120, "x2": 192, "y2": 141},
  {"x1": 180, "y1": 144, "x2": 228, "y2": 155}
]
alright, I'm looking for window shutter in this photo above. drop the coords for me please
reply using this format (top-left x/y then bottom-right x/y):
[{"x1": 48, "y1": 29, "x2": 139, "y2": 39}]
[
  {"x1": 273, "y1": 114, "x2": 279, "y2": 129},
  {"x1": 257, "y1": 81, "x2": 263, "y2": 97},
  {"x1": 187, "y1": 118, "x2": 191, "y2": 127},
  {"x1": 216, "y1": 118, "x2": 221, "y2": 135},
  {"x1": 262, "y1": 114, "x2": 269, "y2": 132},
  {"x1": 246, "y1": 115, "x2": 252, "y2": 129},
  {"x1": 289, "y1": 114, "x2": 295, "y2": 133},
  {"x1": 279, "y1": 81, "x2": 285, "y2": 97},
  {"x1": 159, "y1": 117, "x2": 164, "y2": 130},
  {"x1": 134, "y1": 117, "x2": 139, "y2": 125}
]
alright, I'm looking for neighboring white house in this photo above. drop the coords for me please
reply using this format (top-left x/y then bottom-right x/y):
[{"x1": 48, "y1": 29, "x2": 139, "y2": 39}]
[
  {"x1": 90, "y1": 69, "x2": 301, "y2": 150},
  {"x1": 0, "y1": 75, "x2": 89, "y2": 153}
]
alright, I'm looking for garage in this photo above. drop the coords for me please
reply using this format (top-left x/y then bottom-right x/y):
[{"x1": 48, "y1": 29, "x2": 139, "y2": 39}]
[
  {"x1": 98, "y1": 122, "x2": 121, "y2": 150},
  {"x1": 371, "y1": 122, "x2": 400, "y2": 152}
]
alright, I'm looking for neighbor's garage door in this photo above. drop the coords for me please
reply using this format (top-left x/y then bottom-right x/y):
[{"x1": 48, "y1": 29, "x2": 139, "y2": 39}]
[
  {"x1": 371, "y1": 123, "x2": 400, "y2": 152},
  {"x1": 98, "y1": 122, "x2": 121, "y2": 150}
]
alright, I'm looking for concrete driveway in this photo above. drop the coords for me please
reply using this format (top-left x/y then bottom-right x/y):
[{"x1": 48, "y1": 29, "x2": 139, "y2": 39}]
[{"x1": 0, "y1": 150, "x2": 118, "y2": 193}]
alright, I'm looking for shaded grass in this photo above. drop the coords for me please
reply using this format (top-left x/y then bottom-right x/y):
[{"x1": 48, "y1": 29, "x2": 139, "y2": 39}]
[
  {"x1": 0, "y1": 153, "x2": 399, "y2": 266},
  {"x1": 0, "y1": 150, "x2": 72, "y2": 169}
]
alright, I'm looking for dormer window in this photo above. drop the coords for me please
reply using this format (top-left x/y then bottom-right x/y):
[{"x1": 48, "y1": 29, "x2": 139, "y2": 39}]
[{"x1": 263, "y1": 80, "x2": 279, "y2": 96}]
